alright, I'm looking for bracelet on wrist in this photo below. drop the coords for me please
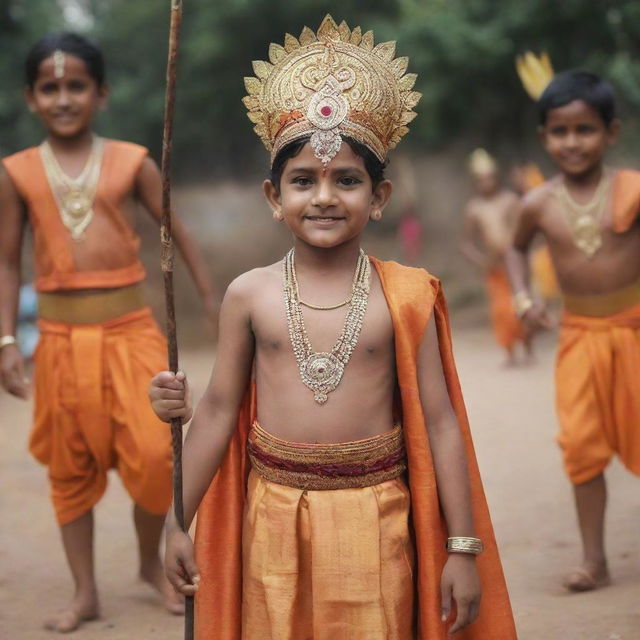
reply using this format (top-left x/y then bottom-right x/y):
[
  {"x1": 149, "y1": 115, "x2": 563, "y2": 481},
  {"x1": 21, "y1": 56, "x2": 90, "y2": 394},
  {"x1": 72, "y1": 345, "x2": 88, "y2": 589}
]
[
  {"x1": 513, "y1": 291, "x2": 534, "y2": 318},
  {"x1": 446, "y1": 536, "x2": 484, "y2": 555},
  {"x1": 0, "y1": 335, "x2": 17, "y2": 350}
]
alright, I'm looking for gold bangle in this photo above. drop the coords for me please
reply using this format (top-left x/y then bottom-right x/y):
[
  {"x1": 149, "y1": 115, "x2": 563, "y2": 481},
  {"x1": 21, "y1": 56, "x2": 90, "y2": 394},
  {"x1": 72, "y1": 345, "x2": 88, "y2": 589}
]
[
  {"x1": 513, "y1": 291, "x2": 534, "y2": 318},
  {"x1": 0, "y1": 335, "x2": 17, "y2": 349},
  {"x1": 446, "y1": 536, "x2": 484, "y2": 555}
]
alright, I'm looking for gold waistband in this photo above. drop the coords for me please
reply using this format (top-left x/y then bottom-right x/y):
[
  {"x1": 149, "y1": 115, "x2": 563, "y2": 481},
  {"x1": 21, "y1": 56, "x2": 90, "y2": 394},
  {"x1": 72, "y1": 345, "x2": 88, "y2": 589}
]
[
  {"x1": 562, "y1": 279, "x2": 640, "y2": 317},
  {"x1": 248, "y1": 422, "x2": 407, "y2": 491},
  {"x1": 38, "y1": 284, "x2": 146, "y2": 324}
]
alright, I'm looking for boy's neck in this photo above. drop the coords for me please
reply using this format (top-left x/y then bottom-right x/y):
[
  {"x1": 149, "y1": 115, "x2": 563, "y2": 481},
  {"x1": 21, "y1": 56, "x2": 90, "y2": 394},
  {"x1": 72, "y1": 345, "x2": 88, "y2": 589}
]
[
  {"x1": 46, "y1": 129, "x2": 95, "y2": 154},
  {"x1": 293, "y1": 237, "x2": 363, "y2": 275},
  {"x1": 561, "y1": 163, "x2": 605, "y2": 191}
]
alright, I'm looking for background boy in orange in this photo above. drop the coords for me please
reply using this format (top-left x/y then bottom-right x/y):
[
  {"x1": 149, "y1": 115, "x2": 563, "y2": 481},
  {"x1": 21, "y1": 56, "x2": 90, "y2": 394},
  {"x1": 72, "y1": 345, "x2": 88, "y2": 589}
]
[
  {"x1": 506, "y1": 70, "x2": 640, "y2": 592},
  {"x1": 461, "y1": 149, "x2": 531, "y2": 365},
  {"x1": 0, "y1": 34, "x2": 217, "y2": 632}
]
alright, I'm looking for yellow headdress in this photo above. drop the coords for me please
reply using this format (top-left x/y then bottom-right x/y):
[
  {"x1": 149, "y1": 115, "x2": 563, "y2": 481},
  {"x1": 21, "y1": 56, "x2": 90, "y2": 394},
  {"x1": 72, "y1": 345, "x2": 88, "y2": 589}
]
[
  {"x1": 515, "y1": 52, "x2": 555, "y2": 101},
  {"x1": 242, "y1": 14, "x2": 421, "y2": 165},
  {"x1": 468, "y1": 148, "x2": 498, "y2": 176}
]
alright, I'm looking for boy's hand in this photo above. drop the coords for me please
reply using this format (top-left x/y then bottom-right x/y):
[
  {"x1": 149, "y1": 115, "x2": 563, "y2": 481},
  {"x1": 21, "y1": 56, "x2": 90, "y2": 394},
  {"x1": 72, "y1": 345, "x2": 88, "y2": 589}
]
[
  {"x1": 149, "y1": 370, "x2": 193, "y2": 423},
  {"x1": 441, "y1": 554, "x2": 481, "y2": 636},
  {"x1": 522, "y1": 300, "x2": 554, "y2": 334},
  {"x1": 165, "y1": 526, "x2": 200, "y2": 596},
  {"x1": 0, "y1": 344, "x2": 31, "y2": 399}
]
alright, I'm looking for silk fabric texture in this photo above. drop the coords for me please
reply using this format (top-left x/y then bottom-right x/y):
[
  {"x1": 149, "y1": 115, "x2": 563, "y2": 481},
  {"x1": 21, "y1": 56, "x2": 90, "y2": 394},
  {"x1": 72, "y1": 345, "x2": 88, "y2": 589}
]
[
  {"x1": 193, "y1": 259, "x2": 517, "y2": 639},
  {"x1": 485, "y1": 267, "x2": 524, "y2": 351}
]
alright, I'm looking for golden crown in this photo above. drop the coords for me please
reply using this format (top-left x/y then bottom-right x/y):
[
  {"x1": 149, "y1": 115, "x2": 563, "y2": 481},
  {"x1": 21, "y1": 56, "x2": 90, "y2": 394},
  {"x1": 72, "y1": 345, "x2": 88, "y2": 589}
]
[
  {"x1": 242, "y1": 14, "x2": 421, "y2": 165},
  {"x1": 468, "y1": 148, "x2": 497, "y2": 175},
  {"x1": 515, "y1": 52, "x2": 555, "y2": 101}
]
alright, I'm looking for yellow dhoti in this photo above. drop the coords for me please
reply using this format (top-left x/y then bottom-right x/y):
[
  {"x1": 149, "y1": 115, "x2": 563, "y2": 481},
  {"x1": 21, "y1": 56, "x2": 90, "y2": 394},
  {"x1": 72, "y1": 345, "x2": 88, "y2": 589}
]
[{"x1": 242, "y1": 423, "x2": 414, "y2": 640}]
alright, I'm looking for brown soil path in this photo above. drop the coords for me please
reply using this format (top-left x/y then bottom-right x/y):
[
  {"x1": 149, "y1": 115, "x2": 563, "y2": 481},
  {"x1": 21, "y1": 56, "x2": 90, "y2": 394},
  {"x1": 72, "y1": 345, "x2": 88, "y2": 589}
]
[{"x1": 1, "y1": 328, "x2": 637, "y2": 639}]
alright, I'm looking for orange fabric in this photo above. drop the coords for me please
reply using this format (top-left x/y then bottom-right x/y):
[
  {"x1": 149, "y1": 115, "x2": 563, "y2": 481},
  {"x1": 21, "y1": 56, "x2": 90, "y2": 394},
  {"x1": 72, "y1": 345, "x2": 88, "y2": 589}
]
[
  {"x1": 2, "y1": 140, "x2": 147, "y2": 292},
  {"x1": 555, "y1": 303, "x2": 640, "y2": 485},
  {"x1": 242, "y1": 470, "x2": 414, "y2": 639},
  {"x1": 523, "y1": 163, "x2": 545, "y2": 191},
  {"x1": 193, "y1": 259, "x2": 516, "y2": 640},
  {"x1": 32, "y1": 307, "x2": 172, "y2": 524},
  {"x1": 612, "y1": 169, "x2": 640, "y2": 234},
  {"x1": 532, "y1": 245, "x2": 560, "y2": 300},
  {"x1": 485, "y1": 267, "x2": 524, "y2": 350}
]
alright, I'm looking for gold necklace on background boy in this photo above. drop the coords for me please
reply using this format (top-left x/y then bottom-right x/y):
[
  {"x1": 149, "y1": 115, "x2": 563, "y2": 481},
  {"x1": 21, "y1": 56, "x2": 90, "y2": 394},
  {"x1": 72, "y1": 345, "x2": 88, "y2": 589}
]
[
  {"x1": 40, "y1": 136, "x2": 104, "y2": 241},
  {"x1": 557, "y1": 169, "x2": 611, "y2": 258},
  {"x1": 284, "y1": 248, "x2": 370, "y2": 404}
]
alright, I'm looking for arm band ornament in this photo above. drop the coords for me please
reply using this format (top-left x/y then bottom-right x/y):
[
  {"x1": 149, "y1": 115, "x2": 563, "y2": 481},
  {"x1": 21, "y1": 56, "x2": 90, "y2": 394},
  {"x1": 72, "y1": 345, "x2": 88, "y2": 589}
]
[
  {"x1": 513, "y1": 291, "x2": 534, "y2": 318},
  {"x1": 0, "y1": 335, "x2": 17, "y2": 349},
  {"x1": 446, "y1": 536, "x2": 484, "y2": 555}
]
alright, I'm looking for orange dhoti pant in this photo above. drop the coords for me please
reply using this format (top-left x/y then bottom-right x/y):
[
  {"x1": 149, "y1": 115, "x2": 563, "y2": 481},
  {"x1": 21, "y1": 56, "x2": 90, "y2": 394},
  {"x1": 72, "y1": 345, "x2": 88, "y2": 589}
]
[
  {"x1": 485, "y1": 267, "x2": 523, "y2": 351},
  {"x1": 556, "y1": 302, "x2": 640, "y2": 484},
  {"x1": 31, "y1": 307, "x2": 173, "y2": 525},
  {"x1": 242, "y1": 423, "x2": 414, "y2": 640}
]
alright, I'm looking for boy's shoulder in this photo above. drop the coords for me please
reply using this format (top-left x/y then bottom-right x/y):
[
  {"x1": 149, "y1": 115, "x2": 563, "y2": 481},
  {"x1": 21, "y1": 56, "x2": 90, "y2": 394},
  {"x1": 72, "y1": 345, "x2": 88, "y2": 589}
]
[
  {"x1": 520, "y1": 178, "x2": 558, "y2": 217},
  {"x1": 2, "y1": 146, "x2": 40, "y2": 166},
  {"x1": 225, "y1": 262, "x2": 281, "y2": 302}
]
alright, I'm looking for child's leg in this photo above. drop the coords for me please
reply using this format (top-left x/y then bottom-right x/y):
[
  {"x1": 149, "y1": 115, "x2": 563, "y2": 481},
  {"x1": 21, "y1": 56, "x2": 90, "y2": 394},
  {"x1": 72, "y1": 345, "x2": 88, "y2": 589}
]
[
  {"x1": 133, "y1": 504, "x2": 184, "y2": 614},
  {"x1": 44, "y1": 510, "x2": 99, "y2": 632},
  {"x1": 565, "y1": 473, "x2": 611, "y2": 591}
]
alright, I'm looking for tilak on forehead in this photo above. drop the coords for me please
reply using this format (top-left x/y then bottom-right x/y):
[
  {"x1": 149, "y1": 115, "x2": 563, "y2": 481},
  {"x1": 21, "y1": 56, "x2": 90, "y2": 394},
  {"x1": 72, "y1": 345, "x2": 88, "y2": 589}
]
[
  {"x1": 242, "y1": 14, "x2": 422, "y2": 166},
  {"x1": 52, "y1": 49, "x2": 66, "y2": 79}
]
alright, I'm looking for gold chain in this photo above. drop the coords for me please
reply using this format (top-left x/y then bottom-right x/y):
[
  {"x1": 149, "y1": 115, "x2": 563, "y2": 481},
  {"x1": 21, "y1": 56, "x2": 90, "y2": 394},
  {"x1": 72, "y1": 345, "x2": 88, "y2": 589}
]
[
  {"x1": 40, "y1": 137, "x2": 104, "y2": 242},
  {"x1": 557, "y1": 170, "x2": 611, "y2": 258},
  {"x1": 283, "y1": 249, "x2": 370, "y2": 404}
]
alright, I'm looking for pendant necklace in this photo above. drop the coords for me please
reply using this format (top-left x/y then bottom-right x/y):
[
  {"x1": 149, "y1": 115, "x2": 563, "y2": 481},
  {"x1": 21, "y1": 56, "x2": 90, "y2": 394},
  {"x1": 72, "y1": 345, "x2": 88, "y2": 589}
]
[
  {"x1": 283, "y1": 248, "x2": 370, "y2": 404},
  {"x1": 40, "y1": 136, "x2": 104, "y2": 241}
]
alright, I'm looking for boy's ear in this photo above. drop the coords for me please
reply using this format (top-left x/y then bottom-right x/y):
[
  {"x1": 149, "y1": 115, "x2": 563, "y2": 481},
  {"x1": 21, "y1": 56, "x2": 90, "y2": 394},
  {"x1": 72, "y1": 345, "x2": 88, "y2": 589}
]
[
  {"x1": 263, "y1": 179, "x2": 283, "y2": 220},
  {"x1": 371, "y1": 179, "x2": 393, "y2": 216},
  {"x1": 24, "y1": 86, "x2": 37, "y2": 112},
  {"x1": 98, "y1": 83, "x2": 110, "y2": 110},
  {"x1": 607, "y1": 118, "x2": 621, "y2": 145},
  {"x1": 537, "y1": 124, "x2": 547, "y2": 148}
]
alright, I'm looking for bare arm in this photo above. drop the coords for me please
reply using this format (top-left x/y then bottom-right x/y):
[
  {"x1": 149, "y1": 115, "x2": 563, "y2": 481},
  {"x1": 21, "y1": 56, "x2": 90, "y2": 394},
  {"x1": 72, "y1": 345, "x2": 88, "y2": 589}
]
[
  {"x1": 418, "y1": 313, "x2": 480, "y2": 634},
  {"x1": 135, "y1": 156, "x2": 218, "y2": 321},
  {"x1": 459, "y1": 205, "x2": 486, "y2": 269},
  {"x1": 0, "y1": 166, "x2": 29, "y2": 398}
]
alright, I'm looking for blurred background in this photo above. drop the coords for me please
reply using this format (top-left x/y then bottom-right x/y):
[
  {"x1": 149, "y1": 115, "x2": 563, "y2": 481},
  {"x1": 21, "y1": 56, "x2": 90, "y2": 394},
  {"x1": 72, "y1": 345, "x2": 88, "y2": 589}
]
[{"x1": 2, "y1": 0, "x2": 640, "y2": 335}]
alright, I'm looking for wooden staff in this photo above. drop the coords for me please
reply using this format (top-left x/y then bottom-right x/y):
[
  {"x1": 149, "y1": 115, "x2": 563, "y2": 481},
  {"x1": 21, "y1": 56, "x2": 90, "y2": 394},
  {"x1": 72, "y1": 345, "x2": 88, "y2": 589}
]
[{"x1": 160, "y1": 1, "x2": 194, "y2": 638}]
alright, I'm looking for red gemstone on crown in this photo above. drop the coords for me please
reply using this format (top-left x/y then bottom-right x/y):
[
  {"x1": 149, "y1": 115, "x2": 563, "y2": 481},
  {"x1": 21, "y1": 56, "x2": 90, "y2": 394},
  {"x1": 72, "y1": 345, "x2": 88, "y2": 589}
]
[{"x1": 320, "y1": 106, "x2": 332, "y2": 116}]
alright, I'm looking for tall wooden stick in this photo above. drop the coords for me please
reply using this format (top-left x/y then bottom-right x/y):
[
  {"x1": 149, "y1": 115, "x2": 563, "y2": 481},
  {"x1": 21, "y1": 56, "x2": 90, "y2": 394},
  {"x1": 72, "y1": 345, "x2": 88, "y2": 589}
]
[{"x1": 160, "y1": 1, "x2": 194, "y2": 638}]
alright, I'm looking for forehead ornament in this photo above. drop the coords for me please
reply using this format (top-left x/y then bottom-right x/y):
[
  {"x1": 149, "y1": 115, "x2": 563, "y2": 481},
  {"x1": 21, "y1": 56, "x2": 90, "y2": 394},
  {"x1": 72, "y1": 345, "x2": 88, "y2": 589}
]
[
  {"x1": 243, "y1": 14, "x2": 421, "y2": 166},
  {"x1": 53, "y1": 49, "x2": 66, "y2": 79}
]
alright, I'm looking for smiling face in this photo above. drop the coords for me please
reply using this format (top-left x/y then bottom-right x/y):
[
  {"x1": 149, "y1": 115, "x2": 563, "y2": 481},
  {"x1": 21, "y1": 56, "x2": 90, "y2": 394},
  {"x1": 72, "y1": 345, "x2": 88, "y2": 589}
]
[
  {"x1": 263, "y1": 142, "x2": 392, "y2": 250},
  {"x1": 26, "y1": 53, "x2": 107, "y2": 140},
  {"x1": 540, "y1": 99, "x2": 619, "y2": 178}
]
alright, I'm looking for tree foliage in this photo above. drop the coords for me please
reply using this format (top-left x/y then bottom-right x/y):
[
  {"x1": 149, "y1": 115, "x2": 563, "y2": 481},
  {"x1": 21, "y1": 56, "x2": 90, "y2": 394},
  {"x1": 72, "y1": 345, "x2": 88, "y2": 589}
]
[{"x1": 2, "y1": 0, "x2": 640, "y2": 172}]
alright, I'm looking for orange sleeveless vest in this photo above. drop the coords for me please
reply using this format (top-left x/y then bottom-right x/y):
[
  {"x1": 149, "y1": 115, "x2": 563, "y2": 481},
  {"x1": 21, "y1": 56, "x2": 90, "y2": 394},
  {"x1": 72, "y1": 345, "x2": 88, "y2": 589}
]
[{"x1": 2, "y1": 139, "x2": 148, "y2": 292}]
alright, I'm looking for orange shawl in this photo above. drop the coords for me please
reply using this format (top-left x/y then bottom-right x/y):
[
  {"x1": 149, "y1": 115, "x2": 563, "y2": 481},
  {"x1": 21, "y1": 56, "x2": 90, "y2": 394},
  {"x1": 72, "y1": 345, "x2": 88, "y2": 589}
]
[
  {"x1": 194, "y1": 259, "x2": 516, "y2": 639},
  {"x1": 612, "y1": 169, "x2": 640, "y2": 233}
]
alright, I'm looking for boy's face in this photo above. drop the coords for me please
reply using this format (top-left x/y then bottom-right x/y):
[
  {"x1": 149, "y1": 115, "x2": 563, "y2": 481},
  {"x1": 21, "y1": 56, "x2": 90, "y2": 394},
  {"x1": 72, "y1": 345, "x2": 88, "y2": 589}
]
[
  {"x1": 540, "y1": 99, "x2": 619, "y2": 178},
  {"x1": 263, "y1": 142, "x2": 392, "y2": 250},
  {"x1": 472, "y1": 170, "x2": 500, "y2": 197},
  {"x1": 26, "y1": 53, "x2": 107, "y2": 140}
]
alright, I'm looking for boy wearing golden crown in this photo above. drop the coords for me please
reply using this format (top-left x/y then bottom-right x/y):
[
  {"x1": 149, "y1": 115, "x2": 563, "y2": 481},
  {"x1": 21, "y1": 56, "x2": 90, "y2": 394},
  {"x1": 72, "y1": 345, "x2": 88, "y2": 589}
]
[
  {"x1": 461, "y1": 149, "x2": 531, "y2": 365},
  {"x1": 150, "y1": 16, "x2": 516, "y2": 639},
  {"x1": 508, "y1": 63, "x2": 640, "y2": 592}
]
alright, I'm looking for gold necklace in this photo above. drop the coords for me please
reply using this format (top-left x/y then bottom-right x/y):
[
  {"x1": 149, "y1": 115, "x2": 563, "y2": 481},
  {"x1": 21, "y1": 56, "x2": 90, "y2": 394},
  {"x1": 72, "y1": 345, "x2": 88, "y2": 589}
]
[
  {"x1": 299, "y1": 296, "x2": 353, "y2": 311},
  {"x1": 557, "y1": 170, "x2": 610, "y2": 258},
  {"x1": 284, "y1": 249, "x2": 370, "y2": 404},
  {"x1": 40, "y1": 137, "x2": 104, "y2": 242}
]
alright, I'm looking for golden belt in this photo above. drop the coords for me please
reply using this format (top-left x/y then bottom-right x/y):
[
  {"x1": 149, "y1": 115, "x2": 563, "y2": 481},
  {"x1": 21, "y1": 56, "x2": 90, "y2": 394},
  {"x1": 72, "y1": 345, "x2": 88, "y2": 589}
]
[
  {"x1": 248, "y1": 422, "x2": 407, "y2": 491},
  {"x1": 562, "y1": 279, "x2": 640, "y2": 317},
  {"x1": 38, "y1": 284, "x2": 146, "y2": 324}
]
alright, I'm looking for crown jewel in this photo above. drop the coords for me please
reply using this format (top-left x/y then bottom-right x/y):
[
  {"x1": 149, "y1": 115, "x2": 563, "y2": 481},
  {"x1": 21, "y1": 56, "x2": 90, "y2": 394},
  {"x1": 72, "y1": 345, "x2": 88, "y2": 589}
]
[
  {"x1": 243, "y1": 15, "x2": 421, "y2": 165},
  {"x1": 515, "y1": 52, "x2": 555, "y2": 101}
]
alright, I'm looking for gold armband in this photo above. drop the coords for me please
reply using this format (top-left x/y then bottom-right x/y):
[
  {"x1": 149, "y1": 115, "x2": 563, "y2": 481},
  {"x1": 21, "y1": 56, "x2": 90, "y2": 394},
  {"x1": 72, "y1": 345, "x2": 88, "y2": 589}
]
[
  {"x1": 513, "y1": 291, "x2": 534, "y2": 318},
  {"x1": 446, "y1": 536, "x2": 484, "y2": 555},
  {"x1": 0, "y1": 335, "x2": 17, "y2": 350}
]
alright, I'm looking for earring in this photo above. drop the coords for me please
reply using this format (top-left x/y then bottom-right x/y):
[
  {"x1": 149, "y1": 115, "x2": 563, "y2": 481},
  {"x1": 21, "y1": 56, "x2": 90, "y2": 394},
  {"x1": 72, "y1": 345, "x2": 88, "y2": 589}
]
[
  {"x1": 371, "y1": 209, "x2": 382, "y2": 221},
  {"x1": 273, "y1": 210, "x2": 284, "y2": 221}
]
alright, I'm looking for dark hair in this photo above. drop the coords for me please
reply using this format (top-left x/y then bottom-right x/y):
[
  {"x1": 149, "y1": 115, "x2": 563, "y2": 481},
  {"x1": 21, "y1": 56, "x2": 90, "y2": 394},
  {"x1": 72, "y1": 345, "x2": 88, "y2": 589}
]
[
  {"x1": 538, "y1": 70, "x2": 616, "y2": 126},
  {"x1": 270, "y1": 136, "x2": 387, "y2": 191},
  {"x1": 25, "y1": 33, "x2": 105, "y2": 87}
]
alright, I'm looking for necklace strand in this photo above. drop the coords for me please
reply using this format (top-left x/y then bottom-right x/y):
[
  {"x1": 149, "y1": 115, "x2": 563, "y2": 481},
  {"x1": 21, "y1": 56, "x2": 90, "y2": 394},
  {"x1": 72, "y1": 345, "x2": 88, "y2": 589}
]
[{"x1": 284, "y1": 248, "x2": 370, "y2": 404}]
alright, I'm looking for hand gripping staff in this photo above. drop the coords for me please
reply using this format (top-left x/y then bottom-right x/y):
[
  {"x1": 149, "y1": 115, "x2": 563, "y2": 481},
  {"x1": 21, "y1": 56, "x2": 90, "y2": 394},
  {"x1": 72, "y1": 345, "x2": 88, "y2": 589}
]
[{"x1": 160, "y1": 2, "x2": 193, "y2": 638}]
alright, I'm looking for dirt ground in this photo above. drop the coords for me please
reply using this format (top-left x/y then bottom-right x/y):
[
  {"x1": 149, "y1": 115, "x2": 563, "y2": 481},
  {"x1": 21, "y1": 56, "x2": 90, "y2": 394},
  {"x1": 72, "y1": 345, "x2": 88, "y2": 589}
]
[{"x1": 1, "y1": 327, "x2": 638, "y2": 640}]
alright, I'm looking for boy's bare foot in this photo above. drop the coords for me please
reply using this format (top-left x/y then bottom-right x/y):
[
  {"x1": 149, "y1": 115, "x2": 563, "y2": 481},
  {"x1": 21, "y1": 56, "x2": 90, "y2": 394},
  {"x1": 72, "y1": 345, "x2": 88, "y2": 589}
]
[
  {"x1": 564, "y1": 562, "x2": 611, "y2": 592},
  {"x1": 140, "y1": 558, "x2": 185, "y2": 615},
  {"x1": 43, "y1": 595, "x2": 99, "y2": 633}
]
